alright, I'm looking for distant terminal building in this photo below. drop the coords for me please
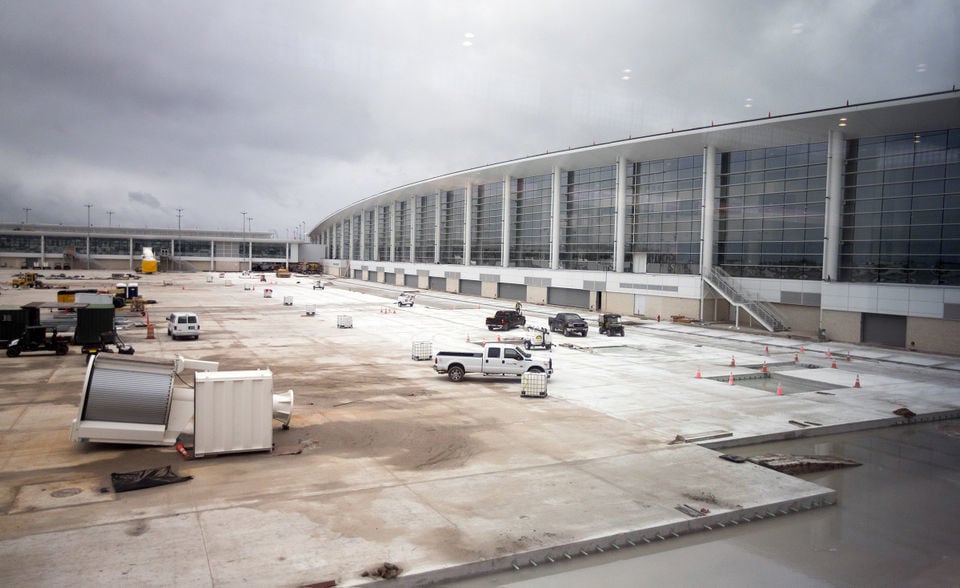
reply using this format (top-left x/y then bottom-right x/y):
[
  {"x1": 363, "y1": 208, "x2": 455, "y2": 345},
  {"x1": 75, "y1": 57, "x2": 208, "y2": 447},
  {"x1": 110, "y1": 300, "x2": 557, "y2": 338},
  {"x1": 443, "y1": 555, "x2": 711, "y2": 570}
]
[
  {"x1": 0, "y1": 224, "x2": 311, "y2": 273},
  {"x1": 310, "y1": 91, "x2": 960, "y2": 354}
]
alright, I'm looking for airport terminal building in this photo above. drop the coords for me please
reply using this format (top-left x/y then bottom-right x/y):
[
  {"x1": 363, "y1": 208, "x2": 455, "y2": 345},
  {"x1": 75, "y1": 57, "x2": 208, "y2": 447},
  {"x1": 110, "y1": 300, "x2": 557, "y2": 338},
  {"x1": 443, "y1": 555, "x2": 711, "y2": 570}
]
[
  {"x1": 0, "y1": 224, "x2": 302, "y2": 274},
  {"x1": 310, "y1": 91, "x2": 960, "y2": 353}
]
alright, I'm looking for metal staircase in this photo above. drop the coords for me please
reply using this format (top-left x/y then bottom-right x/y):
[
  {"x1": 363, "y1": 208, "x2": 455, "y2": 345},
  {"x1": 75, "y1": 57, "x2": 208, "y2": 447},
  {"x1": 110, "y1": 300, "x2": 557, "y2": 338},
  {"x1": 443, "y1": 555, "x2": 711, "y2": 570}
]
[{"x1": 703, "y1": 267, "x2": 789, "y2": 332}]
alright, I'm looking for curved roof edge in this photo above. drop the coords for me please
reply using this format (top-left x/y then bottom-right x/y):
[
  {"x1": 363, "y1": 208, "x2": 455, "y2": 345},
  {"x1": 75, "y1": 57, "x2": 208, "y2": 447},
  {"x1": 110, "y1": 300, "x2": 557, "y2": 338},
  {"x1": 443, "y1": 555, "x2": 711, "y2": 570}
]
[{"x1": 316, "y1": 88, "x2": 960, "y2": 228}]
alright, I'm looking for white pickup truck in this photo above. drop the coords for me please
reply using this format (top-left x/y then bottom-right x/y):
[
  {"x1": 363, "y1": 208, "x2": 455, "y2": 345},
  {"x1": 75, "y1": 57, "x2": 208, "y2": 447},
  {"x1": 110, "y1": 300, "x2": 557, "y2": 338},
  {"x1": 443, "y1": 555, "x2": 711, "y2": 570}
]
[{"x1": 433, "y1": 343, "x2": 553, "y2": 382}]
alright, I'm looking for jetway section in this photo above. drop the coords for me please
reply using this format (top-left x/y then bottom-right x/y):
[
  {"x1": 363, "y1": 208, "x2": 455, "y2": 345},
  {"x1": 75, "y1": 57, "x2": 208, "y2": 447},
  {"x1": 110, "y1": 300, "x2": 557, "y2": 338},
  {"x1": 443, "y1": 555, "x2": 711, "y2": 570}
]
[{"x1": 70, "y1": 354, "x2": 294, "y2": 457}]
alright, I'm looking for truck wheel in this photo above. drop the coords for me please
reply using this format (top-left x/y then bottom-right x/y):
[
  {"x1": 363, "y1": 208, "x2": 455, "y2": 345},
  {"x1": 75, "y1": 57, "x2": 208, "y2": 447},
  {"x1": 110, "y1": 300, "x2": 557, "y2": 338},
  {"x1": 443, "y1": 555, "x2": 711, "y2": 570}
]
[
  {"x1": 487, "y1": 326, "x2": 494, "y2": 331},
  {"x1": 528, "y1": 366, "x2": 544, "y2": 373},
  {"x1": 7, "y1": 346, "x2": 21, "y2": 357},
  {"x1": 448, "y1": 365, "x2": 465, "y2": 382},
  {"x1": 524, "y1": 340, "x2": 531, "y2": 350},
  {"x1": 56, "y1": 345, "x2": 68, "y2": 355},
  {"x1": 545, "y1": 343, "x2": 552, "y2": 350}
]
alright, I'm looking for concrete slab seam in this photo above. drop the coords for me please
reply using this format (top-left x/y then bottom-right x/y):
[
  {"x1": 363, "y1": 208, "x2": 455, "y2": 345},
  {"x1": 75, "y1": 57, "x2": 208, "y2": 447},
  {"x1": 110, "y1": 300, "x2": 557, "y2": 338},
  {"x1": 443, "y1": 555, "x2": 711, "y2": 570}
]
[{"x1": 386, "y1": 492, "x2": 836, "y2": 587}]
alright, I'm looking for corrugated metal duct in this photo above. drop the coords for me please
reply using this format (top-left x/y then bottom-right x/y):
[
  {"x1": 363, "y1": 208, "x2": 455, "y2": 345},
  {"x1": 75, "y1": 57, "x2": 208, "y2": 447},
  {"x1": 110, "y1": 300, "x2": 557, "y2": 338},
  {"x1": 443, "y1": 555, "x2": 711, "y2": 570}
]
[{"x1": 82, "y1": 356, "x2": 175, "y2": 425}]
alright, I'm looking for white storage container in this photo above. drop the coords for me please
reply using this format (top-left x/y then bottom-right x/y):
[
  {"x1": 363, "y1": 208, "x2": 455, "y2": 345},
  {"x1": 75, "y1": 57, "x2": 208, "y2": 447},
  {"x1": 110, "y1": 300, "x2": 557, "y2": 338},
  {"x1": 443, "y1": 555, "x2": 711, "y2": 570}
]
[{"x1": 520, "y1": 371, "x2": 548, "y2": 398}]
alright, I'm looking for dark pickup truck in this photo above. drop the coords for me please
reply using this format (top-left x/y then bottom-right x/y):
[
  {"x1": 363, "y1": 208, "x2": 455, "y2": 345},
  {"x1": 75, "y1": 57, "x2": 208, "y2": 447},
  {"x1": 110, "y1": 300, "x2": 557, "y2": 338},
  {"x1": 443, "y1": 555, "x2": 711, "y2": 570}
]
[
  {"x1": 549, "y1": 312, "x2": 588, "y2": 336},
  {"x1": 486, "y1": 310, "x2": 526, "y2": 331}
]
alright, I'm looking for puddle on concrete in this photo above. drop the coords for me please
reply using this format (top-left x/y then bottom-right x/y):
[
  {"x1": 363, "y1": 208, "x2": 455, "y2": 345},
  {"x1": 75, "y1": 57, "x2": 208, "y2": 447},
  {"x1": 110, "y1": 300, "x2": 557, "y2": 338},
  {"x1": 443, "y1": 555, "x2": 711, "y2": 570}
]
[{"x1": 705, "y1": 371, "x2": 840, "y2": 394}]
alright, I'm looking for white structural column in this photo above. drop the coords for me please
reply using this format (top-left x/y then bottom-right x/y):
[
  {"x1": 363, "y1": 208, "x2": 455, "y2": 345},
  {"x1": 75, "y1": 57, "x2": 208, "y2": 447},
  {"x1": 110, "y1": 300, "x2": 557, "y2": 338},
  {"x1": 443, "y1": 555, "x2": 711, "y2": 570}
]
[
  {"x1": 823, "y1": 129, "x2": 845, "y2": 281},
  {"x1": 409, "y1": 197, "x2": 416, "y2": 262},
  {"x1": 614, "y1": 157, "x2": 628, "y2": 273},
  {"x1": 359, "y1": 211, "x2": 366, "y2": 261},
  {"x1": 701, "y1": 145, "x2": 717, "y2": 274},
  {"x1": 463, "y1": 183, "x2": 473, "y2": 266},
  {"x1": 501, "y1": 175, "x2": 511, "y2": 268},
  {"x1": 550, "y1": 166, "x2": 562, "y2": 270},
  {"x1": 372, "y1": 210, "x2": 379, "y2": 262},
  {"x1": 389, "y1": 202, "x2": 396, "y2": 262},
  {"x1": 434, "y1": 192, "x2": 441, "y2": 263}
]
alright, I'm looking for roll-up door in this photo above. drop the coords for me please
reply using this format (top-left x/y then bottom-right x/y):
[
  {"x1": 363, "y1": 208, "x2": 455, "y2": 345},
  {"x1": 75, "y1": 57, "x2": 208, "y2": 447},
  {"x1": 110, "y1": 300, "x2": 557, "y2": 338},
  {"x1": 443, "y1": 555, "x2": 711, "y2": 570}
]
[
  {"x1": 548, "y1": 287, "x2": 590, "y2": 309},
  {"x1": 353, "y1": 269, "x2": 362, "y2": 279},
  {"x1": 83, "y1": 365, "x2": 174, "y2": 424},
  {"x1": 384, "y1": 272, "x2": 395, "y2": 285},
  {"x1": 404, "y1": 274, "x2": 418, "y2": 287},
  {"x1": 429, "y1": 276, "x2": 446, "y2": 291},
  {"x1": 861, "y1": 313, "x2": 906, "y2": 348},
  {"x1": 366, "y1": 272, "x2": 378, "y2": 282},
  {"x1": 498, "y1": 283, "x2": 526, "y2": 301},
  {"x1": 460, "y1": 279, "x2": 482, "y2": 296}
]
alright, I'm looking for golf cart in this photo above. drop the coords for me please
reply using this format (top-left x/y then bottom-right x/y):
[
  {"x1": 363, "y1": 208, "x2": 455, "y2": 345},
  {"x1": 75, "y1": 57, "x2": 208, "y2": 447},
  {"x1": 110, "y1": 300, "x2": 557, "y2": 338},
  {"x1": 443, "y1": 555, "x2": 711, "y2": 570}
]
[
  {"x1": 397, "y1": 292, "x2": 416, "y2": 307},
  {"x1": 6, "y1": 326, "x2": 70, "y2": 357},
  {"x1": 598, "y1": 313, "x2": 625, "y2": 337},
  {"x1": 523, "y1": 325, "x2": 552, "y2": 350}
]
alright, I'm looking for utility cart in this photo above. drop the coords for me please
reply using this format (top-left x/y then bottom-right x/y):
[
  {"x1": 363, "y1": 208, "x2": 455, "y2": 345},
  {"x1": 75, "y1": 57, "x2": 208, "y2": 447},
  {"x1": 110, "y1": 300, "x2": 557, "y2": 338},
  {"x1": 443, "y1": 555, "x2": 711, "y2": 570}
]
[
  {"x1": 598, "y1": 313, "x2": 625, "y2": 337},
  {"x1": 6, "y1": 326, "x2": 70, "y2": 357},
  {"x1": 522, "y1": 325, "x2": 552, "y2": 350}
]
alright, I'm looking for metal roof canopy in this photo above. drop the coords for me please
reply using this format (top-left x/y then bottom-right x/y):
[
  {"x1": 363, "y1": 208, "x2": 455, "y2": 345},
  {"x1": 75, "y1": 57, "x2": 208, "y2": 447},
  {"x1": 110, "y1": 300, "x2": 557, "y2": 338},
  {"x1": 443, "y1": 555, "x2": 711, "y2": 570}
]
[
  {"x1": 320, "y1": 91, "x2": 960, "y2": 224},
  {"x1": 21, "y1": 301, "x2": 89, "y2": 310}
]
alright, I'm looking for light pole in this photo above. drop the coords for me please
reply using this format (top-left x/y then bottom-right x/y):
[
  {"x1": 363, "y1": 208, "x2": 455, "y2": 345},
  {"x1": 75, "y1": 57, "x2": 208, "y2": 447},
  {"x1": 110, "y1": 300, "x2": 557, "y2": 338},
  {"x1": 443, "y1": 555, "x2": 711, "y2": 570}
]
[
  {"x1": 85, "y1": 203, "x2": 93, "y2": 269},
  {"x1": 107, "y1": 210, "x2": 113, "y2": 227},
  {"x1": 241, "y1": 211, "x2": 247, "y2": 271},
  {"x1": 176, "y1": 208, "x2": 183, "y2": 270},
  {"x1": 23, "y1": 207, "x2": 31, "y2": 224}
]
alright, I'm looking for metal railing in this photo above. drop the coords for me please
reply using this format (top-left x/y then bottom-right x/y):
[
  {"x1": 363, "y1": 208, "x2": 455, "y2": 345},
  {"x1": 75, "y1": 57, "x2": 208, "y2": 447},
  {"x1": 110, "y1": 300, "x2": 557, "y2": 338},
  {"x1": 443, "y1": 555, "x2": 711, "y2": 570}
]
[{"x1": 705, "y1": 267, "x2": 789, "y2": 332}]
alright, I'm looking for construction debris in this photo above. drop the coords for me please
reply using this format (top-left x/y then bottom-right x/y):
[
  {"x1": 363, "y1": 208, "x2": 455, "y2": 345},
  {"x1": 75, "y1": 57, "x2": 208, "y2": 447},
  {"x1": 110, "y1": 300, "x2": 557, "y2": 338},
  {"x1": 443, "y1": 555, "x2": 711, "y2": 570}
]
[
  {"x1": 361, "y1": 562, "x2": 402, "y2": 580},
  {"x1": 747, "y1": 453, "x2": 861, "y2": 475},
  {"x1": 669, "y1": 430, "x2": 733, "y2": 444}
]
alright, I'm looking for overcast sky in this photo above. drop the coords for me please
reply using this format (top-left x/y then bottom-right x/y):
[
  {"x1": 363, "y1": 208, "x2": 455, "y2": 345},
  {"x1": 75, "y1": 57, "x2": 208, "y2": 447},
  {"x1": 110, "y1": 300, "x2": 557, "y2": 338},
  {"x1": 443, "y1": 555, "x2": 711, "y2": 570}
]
[{"x1": 0, "y1": 0, "x2": 957, "y2": 237}]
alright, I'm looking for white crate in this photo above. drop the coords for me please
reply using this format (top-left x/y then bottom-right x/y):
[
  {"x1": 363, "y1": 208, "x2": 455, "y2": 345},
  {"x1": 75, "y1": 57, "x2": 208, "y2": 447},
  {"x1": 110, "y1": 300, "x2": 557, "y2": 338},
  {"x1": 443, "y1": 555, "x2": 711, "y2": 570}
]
[
  {"x1": 411, "y1": 341, "x2": 432, "y2": 361},
  {"x1": 520, "y1": 372, "x2": 548, "y2": 398},
  {"x1": 305, "y1": 304, "x2": 316, "y2": 316},
  {"x1": 283, "y1": 296, "x2": 293, "y2": 306},
  {"x1": 337, "y1": 315, "x2": 353, "y2": 328}
]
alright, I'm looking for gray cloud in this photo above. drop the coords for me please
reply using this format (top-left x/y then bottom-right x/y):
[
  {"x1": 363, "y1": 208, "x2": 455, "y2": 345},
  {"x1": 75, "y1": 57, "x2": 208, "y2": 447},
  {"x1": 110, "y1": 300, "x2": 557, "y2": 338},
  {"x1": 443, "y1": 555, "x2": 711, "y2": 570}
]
[
  {"x1": 128, "y1": 192, "x2": 162, "y2": 209},
  {"x1": 0, "y1": 0, "x2": 957, "y2": 232}
]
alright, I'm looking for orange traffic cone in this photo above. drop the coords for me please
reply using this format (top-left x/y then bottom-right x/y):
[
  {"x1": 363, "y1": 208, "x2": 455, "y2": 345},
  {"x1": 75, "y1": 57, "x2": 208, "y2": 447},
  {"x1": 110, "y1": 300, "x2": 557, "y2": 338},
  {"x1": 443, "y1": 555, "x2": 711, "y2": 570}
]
[
  {"x1": 146, "y1": 323, "x2": 155, "y2": 339},
  {"x1": 776, "y1": 381, "x2": 783, "y2": 395},
  {"x1": 846, "y1": 352, "x2": 851, "y2": 362},
  {"x1": 466, "y1": 333, "x2": 471, "y2": 343},
  {"x1": 497, "y1": 335, "x2": 501, "y2": 342},
  {"x1": 765, "y1": 346, "x2": 769, "y2": 356},
  {"x1": 831, "y1": 359, "x2": 838, "y2": 368},
  {"x1": 695, "y1": 366, "x2": 702, "y2": 379},
  {"x1": 799, "y1": 344, "x2": 805, "y2": 353},
  {"x1": 728, "y1": 372, "x2": 735, "y2": 385},
  {"x1": 854, "y1": 374, "x2": 861, "y2": 388},
  {"x1": 761, "y1": 361, "x2": 767, "y2": 373},
  {"x1": 794, "y1": 353, "x2": 799, "y2": 364},
  {"x1": 730, "y1": 355, "x2": 736, "y2": 367}
]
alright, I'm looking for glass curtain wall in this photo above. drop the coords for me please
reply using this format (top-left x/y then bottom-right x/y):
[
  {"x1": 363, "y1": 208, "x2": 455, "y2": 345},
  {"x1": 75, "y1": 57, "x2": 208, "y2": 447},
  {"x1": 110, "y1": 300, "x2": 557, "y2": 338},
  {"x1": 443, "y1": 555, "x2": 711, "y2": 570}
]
[
  {"x1": 363, "y1": 210, "x2": 375, "y2": 261},
  {"x1": 0, "y1": 234, "x2": 41, "y2": 253},
  {"x1": 510, "y1": 174, "x2": 552, "y2": 268},
  {"x1": 90, "y1": 237, "x2": 130, "y2": 255},
  {"x1": 180, "y1": 239, "x2": 211, "y2": 257},
  {"x1": 46, "y1": 236, "x2": 88, "y2": 255},
  {"x1": 377, "y1": 205, "x2": 390, "y2": 261},
  {"x1": 351, "y1": 215, "x2": 361, "y2": 259},
  {"x1": 717, "y1": 143, "x2": 827, "y2": 279},
  {"x1": 438, "y1": 189, "x2": 465, "y2": 264},
  {"x1": 394, "y1": 201, "x2": 410, "y2": 262},
  {"x1": 333, "y1": 224, "x2": 342, "y2": 259},
  {"x1": 415, "y1": 194, "x2": 436, "y2": 263},
  {"x1": 560, "y1": 165, "x2": 617, "y2": 270},
  {"x1": 627, "y1": 155, "x2": 703, "y2": 274},
  {"x1": 841, "y1": 128, "x2": 960, "y2": 285},
  {"x1": 471, "y1": 181, "x2": 503, "y2": 266},
  {"x1": 252, "y1": 242, "x2": 285, "y2": 258}
]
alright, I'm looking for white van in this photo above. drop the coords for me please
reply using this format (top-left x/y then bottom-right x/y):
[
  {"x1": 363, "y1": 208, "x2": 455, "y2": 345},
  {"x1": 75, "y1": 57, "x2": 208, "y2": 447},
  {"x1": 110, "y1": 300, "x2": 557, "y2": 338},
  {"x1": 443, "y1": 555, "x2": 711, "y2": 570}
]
[{"x1": 167, "y1": 312, "x2": 200, "y2": 340}]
